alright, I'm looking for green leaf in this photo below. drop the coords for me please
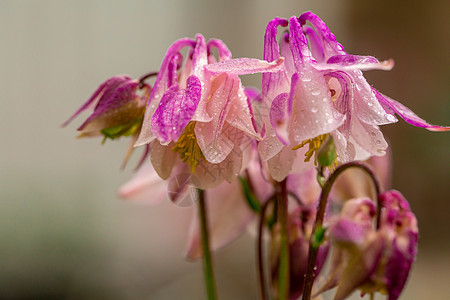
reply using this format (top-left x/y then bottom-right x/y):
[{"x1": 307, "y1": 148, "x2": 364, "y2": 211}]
[
  {"x1": 239, "y1": 176, "x2": 261, "y2": 213},
  {"x1": 312, "y1": 226, "x2": 326, "y2": 249}
]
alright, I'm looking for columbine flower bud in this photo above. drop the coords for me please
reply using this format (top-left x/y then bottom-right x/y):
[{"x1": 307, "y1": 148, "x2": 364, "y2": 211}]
[
  {"x1": 63, "y1": 75, "x2": 152, "y2": 167},
  {"x1": 270, "y1": 207, "x2": 329, "y2": 299},
  {"x1": 317, "y1": 192, "x2": 418, "y2": 300}
]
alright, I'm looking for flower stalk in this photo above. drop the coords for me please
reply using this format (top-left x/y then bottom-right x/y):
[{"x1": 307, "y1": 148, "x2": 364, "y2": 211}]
[
  {"x1": 198, "y1": 189, "x2": 217, "y2": 300},
  {"x1": 277, "y1": 179, "x2": 289, "y2": 300},
  {"x1": 302, "y1": 162, "x2": 381, "y2": 300}
]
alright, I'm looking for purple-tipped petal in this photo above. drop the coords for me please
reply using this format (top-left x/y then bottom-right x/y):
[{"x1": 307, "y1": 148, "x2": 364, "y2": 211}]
[
  {"x1": 136, "y1": 39, "x2": 196, "y2": 146},
  {"x1": 314, "y1": 55, "x2": 394, "y2": 71},
  {"x1": 191, "y1": 34, "x2": 208, "y2": 78},
  {"x1": 62, "y1": 75, "x2": 131, "y2": 127},
  {"x1": 205, "y1": 57, "x2": 284, "y2": 75},
  {"x1": 262, "y1": 18, "x2": 290, "y2": 99},
  {"x1": 375, "y1": 90, "x2": 450, "y2": 131},
  {"x1": 303, "y1": 26, "x2": 325, "y2": 63},
  {"x1": 151, "y1": 75, "x2": 202, "y2": 143},
  {"x1": 288, "y1": 16, "x2": 312, "y2": 69}
]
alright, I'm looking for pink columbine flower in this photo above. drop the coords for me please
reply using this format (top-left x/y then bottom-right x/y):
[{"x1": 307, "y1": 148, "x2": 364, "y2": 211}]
[
  {"x1": 258, "y1": 13, "x2": 449, "y2": 181},
  {"x1": 134, "y1": 34, "x2": 283, "y2": 188},
  {"x1": 318, "y1": 191, "x2": 418, "y2": 300},
  {"x1": 63, "y1": 75, "x2": 151, "y2": 167}
]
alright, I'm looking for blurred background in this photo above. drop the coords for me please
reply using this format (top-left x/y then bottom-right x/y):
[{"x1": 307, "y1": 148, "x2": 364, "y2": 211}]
[{"x1": 1, "y1": 0, "x2": 448, "y2": 299}]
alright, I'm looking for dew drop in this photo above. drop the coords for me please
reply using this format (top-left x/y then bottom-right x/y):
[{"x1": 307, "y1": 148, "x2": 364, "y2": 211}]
[
  {"x1": 311, "y1": 89, "x2": 320, "y2": 96},
  {"x1": 375, "y1": 140, "x2": 381, "y2": 145},
  {"x1": 368, "y1": 102, "x2": 373, "y2": 107},
  {"x1": 386, "y1": 114, "x2": 396, "y2": 122},
  {"x1": 302, "y1": 76, "x2": 311, "y2": 82},
  {"x1": 311, "y1": 107, "x2": 318, "y2": 113},
  {"x1": 322, "y1": 97, "x2": 328, "y2": 102},
  {"x1": 327, "y1": 119, "x2": 333, "y2": 124}
]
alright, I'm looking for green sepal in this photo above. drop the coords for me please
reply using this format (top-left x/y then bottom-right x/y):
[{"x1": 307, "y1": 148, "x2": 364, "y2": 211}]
[
  {"x1": 312, "y1": 225, "x2": 326, "y2": 249},
  {"x1": 239, "y1": 176, "x2": 261, "y2": 213},
  {"x1": 317, "y1": 136, "x2": 336, "y2": 167},
  {"x1": 100, "y1": 117, "x2": 142, "y2": 143}
]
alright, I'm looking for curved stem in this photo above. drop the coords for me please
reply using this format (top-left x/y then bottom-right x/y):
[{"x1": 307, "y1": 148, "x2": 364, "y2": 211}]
[
  {"x1": 138, "y1": 71, "x2": 158, "y2": 88},
  {"x1": 257, "y1": 195, "x2": 276, "y2": 300},
  {"x1": 198, "y1": 189, "x2": 217, "y2": 300},
  {"x1": 302, "y1": 162, "x2": 381, "y2": 300},
  {"x1": 278, "y1": 179, "x2": 289, "y2": 300}
]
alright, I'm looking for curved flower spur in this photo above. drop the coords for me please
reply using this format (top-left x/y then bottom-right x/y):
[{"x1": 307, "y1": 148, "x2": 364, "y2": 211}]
[{"x1": 134, "y1": 34, "x2": 284, "y2": 189}]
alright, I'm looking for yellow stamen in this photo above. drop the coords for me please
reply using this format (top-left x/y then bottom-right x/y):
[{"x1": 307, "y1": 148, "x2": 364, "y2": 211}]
[
  {"x1": 171, "y1": 122, "x2": 204, "y2": 174},
  {"x1": 292, "y1": 134, "x2": 338, "y2": 172}
]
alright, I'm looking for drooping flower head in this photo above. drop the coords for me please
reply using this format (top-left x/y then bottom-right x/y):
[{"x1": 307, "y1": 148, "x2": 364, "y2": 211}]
[
  {"x1": 134, "y1": 34, "x2": 283, "y2": 188},
  {"x1": 63, "y1": 75, "x2": 152, "y2": 167},
  {"x1": 258, "y1": 13, "x2": 449, "y2": 181}
]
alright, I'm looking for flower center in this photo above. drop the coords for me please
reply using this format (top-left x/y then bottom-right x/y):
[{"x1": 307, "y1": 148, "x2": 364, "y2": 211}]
[
  {"x1": 171, "y1": 122, "x2": 205, "y2": 173},
  {"x1": 292, "y1": 134, "x2": 329, "y2": 163}
]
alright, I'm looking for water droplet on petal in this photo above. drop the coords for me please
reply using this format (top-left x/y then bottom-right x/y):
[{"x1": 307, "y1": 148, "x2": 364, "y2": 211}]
[
  {"x1": 386, "y1": 114, "x2": 396, "y2": 122},
  {"x1": 311, "y1": 107, "x2": 318, "y2": 113},
  {"x1": 312, "y1": 89, "x2": 320, "y2": 96}
]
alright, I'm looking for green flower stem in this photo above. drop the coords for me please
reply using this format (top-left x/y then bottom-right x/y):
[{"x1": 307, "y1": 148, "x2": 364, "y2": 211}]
[
  {"x1": 198, "y1": 189, "x2": 217, "y2": 300},
  {"x1": 302, "y1": 162, "x2": 381, "y2": 300},
  {"x1": 257, "y1": 195, "x2": 277, "y2": 300},
  {"x1": 278, "y1": 179, "x2": 289, "y2": 300}
]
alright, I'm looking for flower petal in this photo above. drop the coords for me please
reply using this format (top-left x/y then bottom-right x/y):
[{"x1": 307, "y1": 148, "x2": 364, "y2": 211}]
[
  {"x1": 184, "y1": 179, "x2": 254, "y2": 260},
  {"x1": 136, "y1": 39, "x2": 196, "y2": 146},
  {"x1": 151, "y1": 75, "x2": 202, "y2": 143},
  {"x1": 375, "y1": 90, "x2": 450, "y2": 131},
  {"x1": 150, "y1": 140, "x2": 177, "y2": 180},
  {"x1": 117, "y1": 163, "x2": 167, "y2": 205},
  {"x1": 205, "y1": 57, "x2": 284, "y2": 75},
  {"x1": 314, "y1": 55, "x2": 394, "y2": 71},
  {"x1": 270, "y1": 93, "x2": 290, "y2": 145}
]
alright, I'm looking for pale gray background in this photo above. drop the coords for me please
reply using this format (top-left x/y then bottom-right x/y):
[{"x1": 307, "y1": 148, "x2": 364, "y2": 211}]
[{"x1": 1, "y1": 0, "x2": 449, "y2": 299}]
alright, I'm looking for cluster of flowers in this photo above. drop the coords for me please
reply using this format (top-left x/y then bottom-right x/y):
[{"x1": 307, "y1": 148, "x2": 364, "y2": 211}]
[{"x1": 65, "y1": 11, "x2": 448, "y2": 300}]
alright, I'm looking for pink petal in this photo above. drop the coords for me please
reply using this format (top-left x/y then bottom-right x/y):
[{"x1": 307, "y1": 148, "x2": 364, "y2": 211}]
[
  {"x1": 184, "y1": 178, "x2": 254, "y2": 260},
  {"x1": 314, "y1": 55, "x2": 394, "y2": 71},
  {"x1": 195, "y1": 74, "x2": 236, "y2": 164},
  {"x1": 205, "y1": 57, "x2": 284, "y2": 75},
  {"x1": 117, "y1": 163, "x2": 167, "y2": 205},
  {"x1": 150, "y1": 140, "x2": 177, "y2": 180},
  {"x1": 334, "y1": 233, "x2": 385, "y2": 300},
  {"x1": 375, "y1": 90, "x2": 450, "y2": 131},
  {"x1": 267, "y1": 146, "x2": 297, "y2": 181}
]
